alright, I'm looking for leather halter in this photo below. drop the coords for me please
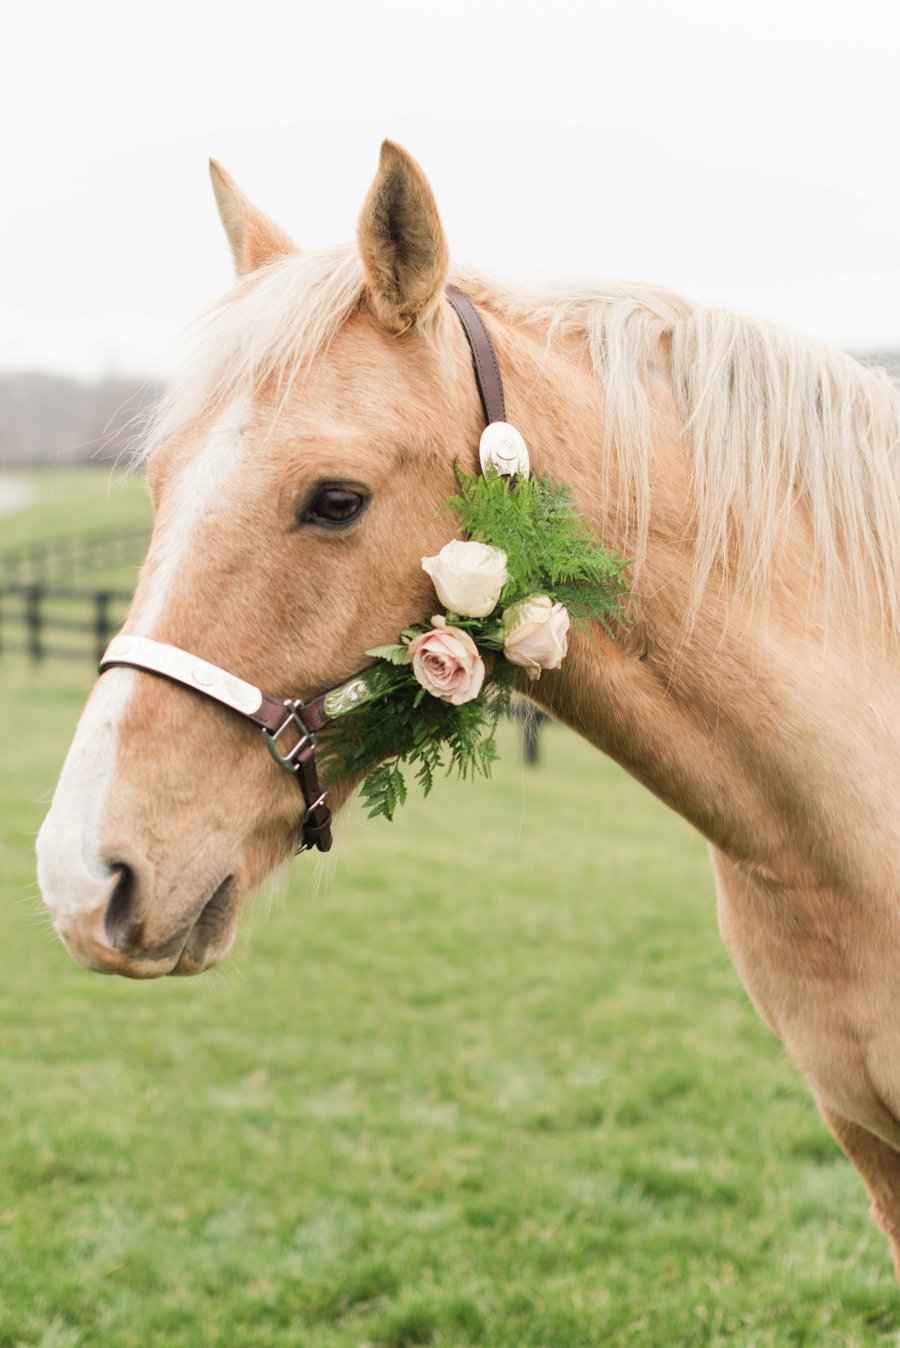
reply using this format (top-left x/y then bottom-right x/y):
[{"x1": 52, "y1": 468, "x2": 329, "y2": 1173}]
[{"x1": 98, "y1": 286, "x2": 507, "y2": 854}]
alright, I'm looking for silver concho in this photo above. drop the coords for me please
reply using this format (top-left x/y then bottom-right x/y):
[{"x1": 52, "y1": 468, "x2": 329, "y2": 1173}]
[
  {"x1": 479, "y1": 421, "x2": 530, "y2": 479},
  {"x1": 323, "y1": 677, "x2": 372, "y2": 719}
]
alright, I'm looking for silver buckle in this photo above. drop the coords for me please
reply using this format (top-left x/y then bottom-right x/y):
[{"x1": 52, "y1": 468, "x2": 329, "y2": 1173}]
[
  {"x1": 262, "y1": 701, "x2": 317, "y2": 771},
  {"x1": 294, "y1": 792, "x2": 328, "y2": 854}
]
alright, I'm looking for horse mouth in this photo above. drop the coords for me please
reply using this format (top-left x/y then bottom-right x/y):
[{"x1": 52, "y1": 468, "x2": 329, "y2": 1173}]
[
  {"x1": 170, "y1": 876, "x2": 237, "y2": 975},
  {"x1": 96, "y1": 872, "x2": 238, "y2": 977}
]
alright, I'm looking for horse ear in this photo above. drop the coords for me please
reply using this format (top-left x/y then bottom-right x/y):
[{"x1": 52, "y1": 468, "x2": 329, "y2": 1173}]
[
  {"x1": 357, "y1": 141, "x2": 449, "y2": 332},
  {"x1": 209, "y1": 159, "x2": 298, "y2": 277}
]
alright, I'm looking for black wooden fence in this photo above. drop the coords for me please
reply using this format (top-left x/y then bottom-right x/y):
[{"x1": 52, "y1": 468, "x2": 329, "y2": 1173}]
[
  {"x1": 0, "y1": 530, "x2": 147, "y2": 664},
  {"x1": 0, "y1": 584, "x2": 134, "y2": 663}
]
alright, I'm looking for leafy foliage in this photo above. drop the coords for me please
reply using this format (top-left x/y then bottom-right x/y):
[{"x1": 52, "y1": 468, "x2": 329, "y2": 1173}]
[
  {"x1": 323, "y1": 663, "x2": 515, "y2": 821},
  {"x1": 364, "y1": 643, "x2": 410, "y2": 666},
  {"x1": 324, "y1": 468, "x2": 629, "y2": 820},
  {"x1": 448, "y1": 467, "x2": 630, "y2": 625}
]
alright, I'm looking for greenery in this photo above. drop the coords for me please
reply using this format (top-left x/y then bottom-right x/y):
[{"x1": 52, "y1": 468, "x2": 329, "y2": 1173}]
[
  {"x1": 0, "y1": 472, "x2": 898, "y2": 1346},
  {"x1": 448, "y1": 468, "x2": 629, "y2": 625},
  {"x1": 327, "y1": 470, "x2": 629, "y2": 822}
]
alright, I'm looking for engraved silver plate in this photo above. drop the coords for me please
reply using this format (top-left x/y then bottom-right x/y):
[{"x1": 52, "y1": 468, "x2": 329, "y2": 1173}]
[
  {"x1": 99, "y1": 634, "x2": 264, "y2": 718},
  {"x1": 323, "y1": 677, "x2": 371, "y2": 719},
  {"x1": 479, "y1": 421, "x2": 530, "y2": 479}
]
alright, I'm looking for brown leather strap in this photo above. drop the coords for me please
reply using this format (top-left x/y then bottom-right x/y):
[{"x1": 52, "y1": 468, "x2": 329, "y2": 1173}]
[
  {"x1": 445, "y1": 284, "x2": 506, "y2": 426},
  {"x1": 292, "y1": 744, "x2": 332, "y2": 851},
  {"x1": 249, "y1": 688, "x2": 331, "y2": 736},
  {"x1": 251, "y1": 689, "x2": 303, "y2": 733}
]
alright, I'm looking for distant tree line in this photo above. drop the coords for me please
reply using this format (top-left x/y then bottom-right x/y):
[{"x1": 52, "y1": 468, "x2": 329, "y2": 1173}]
[
  {"x1": 861, "y1": 351, "x2": 900, "y2": 376},
  {"x1": 0, "y1": 372, "x2": 162, "y2": 468}
]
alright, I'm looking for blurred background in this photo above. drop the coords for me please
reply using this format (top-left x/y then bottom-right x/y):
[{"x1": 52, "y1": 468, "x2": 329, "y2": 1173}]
[{"x1": 2, "y1": 3, "x2": 899, "y2": 1344}]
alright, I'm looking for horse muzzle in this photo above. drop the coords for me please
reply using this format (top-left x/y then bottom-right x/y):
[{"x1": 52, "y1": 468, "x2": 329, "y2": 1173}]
[{"x1": 40, "y1": 848, "x2": 239, "y2": 978}]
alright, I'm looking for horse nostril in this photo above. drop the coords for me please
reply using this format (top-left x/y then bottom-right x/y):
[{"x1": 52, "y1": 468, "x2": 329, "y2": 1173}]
[{"x1": 104, "y1": 862, "x2": 141, "y2": 949}]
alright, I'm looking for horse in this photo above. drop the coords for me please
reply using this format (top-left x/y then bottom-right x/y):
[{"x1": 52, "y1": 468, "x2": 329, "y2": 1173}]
[{"x1": 36, "y1": 141, "x2": 900, "y2": 1273}]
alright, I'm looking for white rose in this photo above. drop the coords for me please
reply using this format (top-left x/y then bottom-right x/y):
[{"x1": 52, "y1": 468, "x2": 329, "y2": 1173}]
[
  {"x1": 502, "y1": 595, "x2": 570, "y2": 680},
  {"x1": 421, "y1": 540, "x2": 509, "y2": 618}
]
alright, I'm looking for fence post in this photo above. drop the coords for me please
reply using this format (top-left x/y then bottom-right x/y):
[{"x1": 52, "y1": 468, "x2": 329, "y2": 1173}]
[
  {"x1": 522, "y1": 713, "x2": 540, "y2": 765},
  {"x1": 95, "y1": 591, "x2": 112, "y2": 664},
  {"x1": 25, "y1": 585, "x2": 44, "y2": 663}
]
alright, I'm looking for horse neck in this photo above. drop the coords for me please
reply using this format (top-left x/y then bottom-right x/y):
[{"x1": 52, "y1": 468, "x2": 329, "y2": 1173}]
[{"x1": 489, "y1": 308, "x2": 900, "y2": 894}]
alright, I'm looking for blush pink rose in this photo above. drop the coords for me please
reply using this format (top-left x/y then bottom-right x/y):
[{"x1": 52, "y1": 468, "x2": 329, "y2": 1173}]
[
  {"x1": 408, "y1": 617, "x2": 486, "y2": 705},
  {"x1": 502, "y1": 595, "x2": 570, "y2": 680}
]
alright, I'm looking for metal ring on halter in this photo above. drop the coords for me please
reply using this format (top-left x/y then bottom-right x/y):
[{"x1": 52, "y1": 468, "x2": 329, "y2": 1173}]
[{"x1": 262, "y1": 702, "x2": 318, "y2": 770}]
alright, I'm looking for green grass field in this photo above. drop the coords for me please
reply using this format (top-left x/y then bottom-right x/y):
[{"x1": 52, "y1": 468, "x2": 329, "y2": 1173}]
[{"x1": 1, "y1": 472, "x2": 897, "y2": 1347}]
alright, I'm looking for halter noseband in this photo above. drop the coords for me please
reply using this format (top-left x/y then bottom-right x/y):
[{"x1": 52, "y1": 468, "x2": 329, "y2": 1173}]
[{"x1": 99, "y1": 287, "x2": 510, "y2": 854}]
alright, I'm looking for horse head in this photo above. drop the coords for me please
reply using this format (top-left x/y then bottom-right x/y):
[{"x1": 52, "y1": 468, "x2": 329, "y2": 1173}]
[{"x1": 36, "y1": 143, "x2": 500, "y2": 977}]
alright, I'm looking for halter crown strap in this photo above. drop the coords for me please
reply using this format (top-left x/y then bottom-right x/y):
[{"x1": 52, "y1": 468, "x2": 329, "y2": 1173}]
[{"x1": 445, "y1": 284, "x2": 506, "y2": 426}]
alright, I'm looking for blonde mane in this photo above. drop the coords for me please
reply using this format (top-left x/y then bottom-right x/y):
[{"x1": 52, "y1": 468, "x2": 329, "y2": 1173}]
[{"x1": 143, "y1": 244, "x2": 900, "y2": 634}]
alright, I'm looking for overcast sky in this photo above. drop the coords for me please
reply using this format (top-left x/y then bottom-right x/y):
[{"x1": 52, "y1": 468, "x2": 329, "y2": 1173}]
[{"x1": 3, "y1": 0, "x2": 898, "y2": 380}]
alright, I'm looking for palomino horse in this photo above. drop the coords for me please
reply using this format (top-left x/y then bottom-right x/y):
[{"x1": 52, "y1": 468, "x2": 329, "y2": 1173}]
[{"x1": 37, "y1": 143, "x2": 900, "y2": 1271}]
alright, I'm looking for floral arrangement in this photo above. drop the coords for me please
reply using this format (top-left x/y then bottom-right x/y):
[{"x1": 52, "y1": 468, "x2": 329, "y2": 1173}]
[{"x1": 323, "y1": 467, "x2": 629, "y2": 820}]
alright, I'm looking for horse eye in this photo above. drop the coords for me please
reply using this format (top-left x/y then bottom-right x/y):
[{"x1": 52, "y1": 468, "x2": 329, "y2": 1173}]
[{"x1": 301, "y1": 487, "x2": 368, "y2": 528}]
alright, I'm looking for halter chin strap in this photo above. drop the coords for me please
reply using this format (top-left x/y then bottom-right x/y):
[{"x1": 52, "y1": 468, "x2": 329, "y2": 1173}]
[{"x1": 98, "y1": 286, "x2": 507, "y2": 856}]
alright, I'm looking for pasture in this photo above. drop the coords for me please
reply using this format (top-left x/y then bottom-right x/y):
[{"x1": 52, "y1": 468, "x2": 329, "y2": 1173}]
[{"x1": 1, "y1": 472, "x2": 897, "y2": 1345}]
